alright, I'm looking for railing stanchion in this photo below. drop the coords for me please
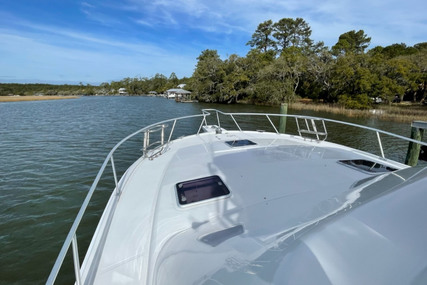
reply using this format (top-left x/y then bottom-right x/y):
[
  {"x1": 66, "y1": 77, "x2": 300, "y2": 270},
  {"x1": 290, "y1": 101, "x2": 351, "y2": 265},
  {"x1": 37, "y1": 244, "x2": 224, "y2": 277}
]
[
  {"x1": 143, "y1": 130, "x2": 148, "y2": 157},
  {"x1": 168, "y1": 120, "x2": 177, "y2": 143},
  {"x1": 197, "y1": 116, "x2": 206, "y2": 134},
  {"x1": 111, "y1": 155, "x2": 119, "y2": 193},
  {"x1": 161, "y1": 125, "x2": 165, "y2": 145},
  {"x1": 216, "y1": 111, "x2": 221, "y2": 129},
  {"x1": 266, "y1": 115, "x2": 279, "y2": 134},
  {"x1": 376, "y1": 131, "x2": 385, "y2": 158},
  {"x1": 146, "y1": 131, "x2": 150, "y2": 154},
  {"x1": 230, "y1": 114, "x2": 242, "y2": 131},
  {"x1": 296, "y1": 117, "x2": 302, "y2": 136},
  {"x1": 311, "y1": 119, "x2": 319, "y2": 140},
  {"x1": 72, "y1": 234, "x2": 82, "y2": 285},
  {"x1": 322, "y1": 120, "x2": 328, "y2": 141}
]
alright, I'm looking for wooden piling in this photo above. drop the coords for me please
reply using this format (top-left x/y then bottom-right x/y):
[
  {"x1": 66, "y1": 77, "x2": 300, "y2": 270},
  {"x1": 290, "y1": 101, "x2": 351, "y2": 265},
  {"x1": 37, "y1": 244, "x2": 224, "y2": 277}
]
[
  {"x1": 279, "y1": 103, "x2": 288, "y2": 134},
  {"x1": 405, "y1": 121, "x2": 426, "y2": 166}
]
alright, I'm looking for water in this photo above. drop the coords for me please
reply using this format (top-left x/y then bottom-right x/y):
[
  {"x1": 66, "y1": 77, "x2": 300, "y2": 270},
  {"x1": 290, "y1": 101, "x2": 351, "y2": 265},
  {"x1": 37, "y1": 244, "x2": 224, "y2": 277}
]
[{"x1": 0, "y1": 96, "x2": 418, "y2": 284}]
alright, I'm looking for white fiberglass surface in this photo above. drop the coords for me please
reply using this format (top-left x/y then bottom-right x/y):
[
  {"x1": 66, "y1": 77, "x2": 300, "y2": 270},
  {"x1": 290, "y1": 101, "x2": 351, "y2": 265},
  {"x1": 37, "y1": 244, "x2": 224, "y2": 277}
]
[{"x1": 88, "y1": 131, "x2": 410, "y2": 285}]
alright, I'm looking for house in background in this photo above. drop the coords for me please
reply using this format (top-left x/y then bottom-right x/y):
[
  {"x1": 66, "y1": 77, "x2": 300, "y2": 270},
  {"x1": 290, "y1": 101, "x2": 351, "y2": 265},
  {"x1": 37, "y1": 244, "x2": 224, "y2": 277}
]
[
  {"x1": 118, "y1": 88, "x2": 127, "y2": 95},
  {"x1": 166, "y1": 88, "x2": 191, "y2": 100}
]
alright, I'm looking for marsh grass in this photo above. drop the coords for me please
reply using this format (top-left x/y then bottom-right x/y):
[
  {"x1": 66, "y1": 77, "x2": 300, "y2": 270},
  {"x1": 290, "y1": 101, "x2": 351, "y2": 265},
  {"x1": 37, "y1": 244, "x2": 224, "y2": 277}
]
[
  {"x1": 290, "y1": 102, "x2": 427, "y2": 123},
  {"x1": 0, "y1": 95, "x2": 79, "y2": 102},
  {"x1": 2, "y1": 95, "x2": 425, "y2": 123}
]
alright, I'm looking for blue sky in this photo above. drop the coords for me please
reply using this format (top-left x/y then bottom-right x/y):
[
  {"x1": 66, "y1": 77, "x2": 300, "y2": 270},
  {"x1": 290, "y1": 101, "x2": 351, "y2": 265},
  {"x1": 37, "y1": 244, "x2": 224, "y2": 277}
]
[{"x1": 0, "y1": 0, "x2": 426, "y2": 85}]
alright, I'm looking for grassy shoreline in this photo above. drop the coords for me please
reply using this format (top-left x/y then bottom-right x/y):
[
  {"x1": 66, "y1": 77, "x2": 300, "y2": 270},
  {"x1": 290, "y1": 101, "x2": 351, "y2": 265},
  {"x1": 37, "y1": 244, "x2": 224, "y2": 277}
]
[
  {"x1": 289, "y1": 102, "x2": 427, "y2": 123},
  {"x1": 2, "y1": 95, "x2": 425, "y2": 123},
  {"x1": 0, "y1": 95, "x2": 80, "y2": 102}
]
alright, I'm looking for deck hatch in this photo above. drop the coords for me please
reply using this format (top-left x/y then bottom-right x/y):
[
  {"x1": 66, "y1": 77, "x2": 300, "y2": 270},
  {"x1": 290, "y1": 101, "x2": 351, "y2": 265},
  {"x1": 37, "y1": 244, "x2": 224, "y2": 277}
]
[
  {"x1": 225, "y1": 139, "x2": 256, "y2": 147},
  {"x1": 176, "y1": 175, "x2": 230, "y2": 205},
  {"x1": 339, "y1": 159, "x2": 397, "y2": 173}
]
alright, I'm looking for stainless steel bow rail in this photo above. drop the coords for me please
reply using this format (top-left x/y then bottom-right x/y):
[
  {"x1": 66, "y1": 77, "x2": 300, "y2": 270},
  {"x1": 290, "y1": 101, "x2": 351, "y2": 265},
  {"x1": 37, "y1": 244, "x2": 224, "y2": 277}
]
[
  {"x1": 46, "y1": 109, "x2": 427, "y2": 285},
  {"x1": 46, "y1": 112, "x2": 206, "y2": 285}
]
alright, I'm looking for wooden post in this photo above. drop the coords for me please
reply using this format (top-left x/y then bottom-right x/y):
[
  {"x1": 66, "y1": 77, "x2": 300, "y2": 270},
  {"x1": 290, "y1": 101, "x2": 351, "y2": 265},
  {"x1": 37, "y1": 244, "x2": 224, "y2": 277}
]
[
  {"x1": 279, "y1": 103, "x2": 288, "y2": 134},
  {"x1": 405, "y1": 121, "x2": 426, "y2": 166}
]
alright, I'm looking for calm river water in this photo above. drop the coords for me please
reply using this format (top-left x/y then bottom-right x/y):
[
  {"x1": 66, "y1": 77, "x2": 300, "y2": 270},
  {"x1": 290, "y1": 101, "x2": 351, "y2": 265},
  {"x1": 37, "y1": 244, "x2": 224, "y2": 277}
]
[{"x1": 0, "y1": 96, "x2": 419, "y2": 284}]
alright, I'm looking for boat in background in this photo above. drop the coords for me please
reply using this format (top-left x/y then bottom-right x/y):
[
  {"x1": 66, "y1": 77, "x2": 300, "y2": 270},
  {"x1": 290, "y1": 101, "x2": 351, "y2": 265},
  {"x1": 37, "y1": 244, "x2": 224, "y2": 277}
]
[{"x1": 47, "y1": 109, "x2": 427, "y2": 285}]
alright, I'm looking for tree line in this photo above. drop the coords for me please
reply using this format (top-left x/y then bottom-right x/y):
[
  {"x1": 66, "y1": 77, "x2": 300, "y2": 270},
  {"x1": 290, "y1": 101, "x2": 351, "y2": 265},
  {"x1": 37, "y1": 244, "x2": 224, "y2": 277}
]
[
  {"x1": 0, "y1": 73, "x2": 189, "y2": 97},
  {"x1": 189, "y1": 18, "x2": 427, "y2": 109},
  {"x1": 2, "y1": 18, "x2": 426, "y2": 109},
  {"x1": 0, "y1": 83, "x2": 90, "y2": 96}
]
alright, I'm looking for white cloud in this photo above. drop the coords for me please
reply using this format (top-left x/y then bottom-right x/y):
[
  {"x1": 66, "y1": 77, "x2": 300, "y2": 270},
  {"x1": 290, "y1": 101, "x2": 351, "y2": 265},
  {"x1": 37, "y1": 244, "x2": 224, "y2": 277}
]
[
  {"x1": 1, "y1": 19, "x2": 170, "y2": 57},
  {"x1": 80, "y1": 2, "x2": 123, "y2": 27},
  {"x1": 126, "y1": 0, "x2": 426, "y2": 47},
  {"x1": 134, "y1": 18, "x2": 153, "y2": 27},
  {"x1": 81, "y1": 2, "x2": 95, "y2": 8},
  {"x1": 0, "y1": 26, "x2": 195, "y2": 84},
  {"x1": 1, "y1": 0, "x2": 426, "y2": 84}
]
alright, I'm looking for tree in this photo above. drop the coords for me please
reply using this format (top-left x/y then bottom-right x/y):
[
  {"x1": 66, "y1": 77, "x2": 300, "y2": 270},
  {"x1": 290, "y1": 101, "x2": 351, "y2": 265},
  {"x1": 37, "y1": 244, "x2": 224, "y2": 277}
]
[
  {"x1": 165, "y1": 72, "x2": 179, "y2": 90},
  {"x1": 302, "y1": 42, "x2": 334, "y2": 101},
  {"x1": 332, "y1": 30, "x2": 371, "y2": 56},
  {"x1": 246, "y1": 20, "x2": 277, "y2": 53},
  {"x1": 254, "y1": 47, "x2": 307, "y2": 104},
  {"x1": 168, "y1": 72, "x2": 179, "y2": 86},
  {"x1": 216, "y1": 54, "x2": 242, "y2": 103},
  {"x1": 149, "y1": 73, "x2": 168, "y2": 93},
  {"x1": 330, "y1": 53, "x2": 374, "y2": 108},
  {"x1": 240, "y1": 49, "x2": 276, "y2": 102},
  {"x1": 369, "y1": 43, "x2": 418, "y2": 59},
  {"x1": 409, "y1": 47, "x2": 427, "y2": 101},
  {"x1": 191, "y1": 49, "x2": 225, "y2": 102},
  {"x1": 273, "y1": 18, "x2": 313, "y2": 52},
  {"x1": 385, "y1": 57, "x2": 419, "y2": 101},
  {"x1": 186, "y1": 20, "x2": 425, "y2": 108},
  {"x1": 408, "y1": 44, "x2": 427, "y2": 100},
  {"x1": 363, "y1": 53, "x2": 405, "y2": 103},
  {"x1": 414, "y1": 42, "x2": 427, "y2": 51}
]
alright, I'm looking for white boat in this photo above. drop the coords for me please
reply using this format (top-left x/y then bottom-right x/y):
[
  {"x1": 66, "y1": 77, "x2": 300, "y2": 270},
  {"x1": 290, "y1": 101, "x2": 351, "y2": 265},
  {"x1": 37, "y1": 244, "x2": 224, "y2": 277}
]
[{"x1": 47, "y1": 109, "x2": 427, "y2": 285}]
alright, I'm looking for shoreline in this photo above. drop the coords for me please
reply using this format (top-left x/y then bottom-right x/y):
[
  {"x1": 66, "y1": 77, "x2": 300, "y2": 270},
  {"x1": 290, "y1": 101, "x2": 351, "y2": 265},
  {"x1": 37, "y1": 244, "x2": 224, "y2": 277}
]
[
  {"x1": 288, "y1": 102, "x2": 427, "y2": 123},
  {"x1": 0, "y1": 95, "x2": 80, "y2": 102},
  {"x1": 2, "y1": 95, "x2": 425, "y2": 123}
]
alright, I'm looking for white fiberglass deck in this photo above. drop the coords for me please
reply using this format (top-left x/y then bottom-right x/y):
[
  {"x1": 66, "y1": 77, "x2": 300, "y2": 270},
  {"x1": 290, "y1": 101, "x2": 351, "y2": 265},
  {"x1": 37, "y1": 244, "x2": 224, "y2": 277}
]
[{"x1": 80, "y1": 130, "x2": 407, "y2": 284}]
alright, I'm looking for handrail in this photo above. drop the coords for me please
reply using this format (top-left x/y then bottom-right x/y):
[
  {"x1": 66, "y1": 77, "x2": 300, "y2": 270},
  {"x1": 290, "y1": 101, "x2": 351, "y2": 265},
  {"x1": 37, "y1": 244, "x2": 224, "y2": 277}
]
[
  {"x1": 47, "y1": 109, "x2": 427, "y2": 284},
  {"x1": 201, "y1": 109, "x2": 427, "y2": 147},
  {"x1": 46, "y1": 112, "x2": 207, "y2": 285}
]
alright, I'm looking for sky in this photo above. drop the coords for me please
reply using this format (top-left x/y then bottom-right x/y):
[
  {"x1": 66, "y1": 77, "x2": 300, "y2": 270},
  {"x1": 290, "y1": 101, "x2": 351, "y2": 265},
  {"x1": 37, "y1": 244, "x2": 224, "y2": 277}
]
[{"x1": 0, "y1": 0, "x2": 426, "y2": 85}]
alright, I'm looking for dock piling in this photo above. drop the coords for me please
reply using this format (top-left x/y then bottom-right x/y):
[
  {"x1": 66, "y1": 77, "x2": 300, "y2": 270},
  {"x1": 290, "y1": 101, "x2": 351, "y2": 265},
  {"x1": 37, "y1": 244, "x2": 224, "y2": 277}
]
[
  {"x1": 405, "y1": 121, "x2": 427, "y2": 166},
  {"x1": 279, "y1": 103, "x2": 288, "y2": 134}
]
